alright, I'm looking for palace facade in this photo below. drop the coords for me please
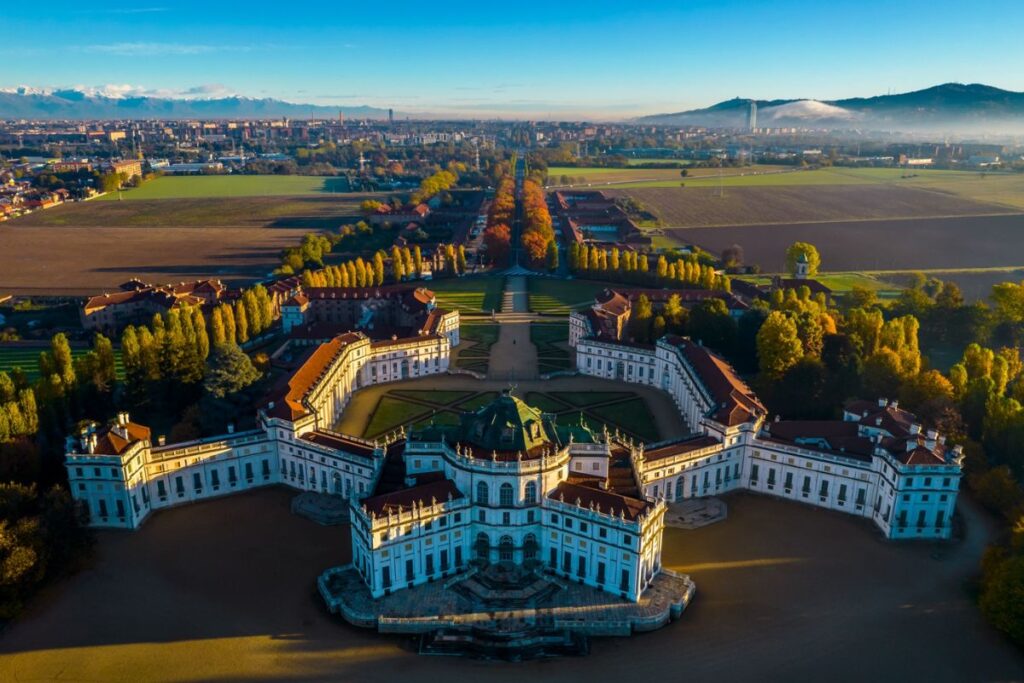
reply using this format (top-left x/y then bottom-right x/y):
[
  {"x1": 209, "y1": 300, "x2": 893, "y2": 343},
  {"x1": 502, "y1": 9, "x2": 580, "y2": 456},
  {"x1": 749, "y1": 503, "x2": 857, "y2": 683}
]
[
  {"x1": 65, "y1": 300, "x2": 964, "y2": 613},
  {"x1": 572, "y1": 333, "x2": 963, "y2": 540}
]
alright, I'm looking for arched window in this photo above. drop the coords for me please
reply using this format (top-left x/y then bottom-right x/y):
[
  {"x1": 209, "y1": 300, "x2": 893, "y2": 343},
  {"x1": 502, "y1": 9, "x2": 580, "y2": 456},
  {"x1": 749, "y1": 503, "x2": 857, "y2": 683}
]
[
  {"x1": 499, "y1": 535, "x2": 514, "y2": 562},
  {"x1": 523, "y1": 533, "x2": 538, "y2": 561},
  {"x1": 499, "y1": 482, "x2": 514, "y2": 507},
  {"x1": 476, "y1": 481, "x2": 489, "y2": 505},
  {"x1": 475, "y1": 532, "x2": 489, "y2": 560},
  {"x1": 524, "y1": 481, "x2": 537, "y2": 504}
]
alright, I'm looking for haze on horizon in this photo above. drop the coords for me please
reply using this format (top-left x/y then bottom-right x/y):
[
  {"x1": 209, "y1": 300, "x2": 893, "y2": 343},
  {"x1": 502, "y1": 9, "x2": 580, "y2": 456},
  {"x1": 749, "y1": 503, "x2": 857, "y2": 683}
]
[{"x1": 4, "y1": 0, "x2": 1024, "y2": 119}]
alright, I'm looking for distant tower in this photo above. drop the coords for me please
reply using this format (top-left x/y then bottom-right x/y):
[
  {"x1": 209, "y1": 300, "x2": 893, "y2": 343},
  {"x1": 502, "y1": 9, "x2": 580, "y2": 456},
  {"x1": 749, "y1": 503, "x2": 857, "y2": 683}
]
[
  {"x1": 388, "y1": 108, "x2": 394, "y2": 125},
  {"x1": 748, "y1": 101, "x2": 758, "y2": 132},
  {"x1": 474, "y1": 142, "x2": 481, "y2": 171},
  {"x1": 795, "y1": 252, "x2": 809, "y2": 280},
  {"x1": 358, "y1": 152, "x2": 367, "y2": 174}
]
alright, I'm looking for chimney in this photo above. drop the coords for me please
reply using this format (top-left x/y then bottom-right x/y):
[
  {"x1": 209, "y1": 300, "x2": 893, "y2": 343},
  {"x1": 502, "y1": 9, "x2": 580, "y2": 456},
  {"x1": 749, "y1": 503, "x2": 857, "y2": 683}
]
[
  {"x1": 877, "y1": 397, "x2": 887, "y2": 407},
  {"x1": 890, "y1": 400, "x2": 898, "y2": 410},
  {"x1": 910, "y1": 423, "x2": 921, "y2": 435},
  {"x1": 227, "y1": 423, "x2": 235, "y2": 434},
  {"x1": 158, "y1": 435, "x2": 166, "y2": 446}
]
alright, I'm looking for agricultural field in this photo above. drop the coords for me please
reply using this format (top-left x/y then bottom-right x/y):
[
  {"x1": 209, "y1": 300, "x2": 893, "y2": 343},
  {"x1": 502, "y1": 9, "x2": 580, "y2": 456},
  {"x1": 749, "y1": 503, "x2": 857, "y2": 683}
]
[
  {"x1": 0, "y1": 195, "x2": 377, "y2": 295},
  {"x1": 609, "y1": 184, "x2": 1012, "y2": 230},
  {"x1": 546, "y1": 165, "x2": 787, "y2": 187},
  {"x1": 99, "y1": 175, "x2": 351, "y2": 200},
  {"x1": 676, "y1": 214, "x2": 1024, "y2": 274},
  {"x1": 429, "y1": 275, "x2": 504, "y2": 314}
]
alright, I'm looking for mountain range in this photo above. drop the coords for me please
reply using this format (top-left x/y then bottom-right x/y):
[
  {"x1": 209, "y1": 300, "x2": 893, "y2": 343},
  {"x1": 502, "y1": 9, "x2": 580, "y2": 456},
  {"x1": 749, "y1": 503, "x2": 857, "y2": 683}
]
[
  {"x1": 638, "y1": 83, "x2": 1024, "y2": 133},
  {"x1": 0, "y1": 88, "x2": 389, "y2": 120}
]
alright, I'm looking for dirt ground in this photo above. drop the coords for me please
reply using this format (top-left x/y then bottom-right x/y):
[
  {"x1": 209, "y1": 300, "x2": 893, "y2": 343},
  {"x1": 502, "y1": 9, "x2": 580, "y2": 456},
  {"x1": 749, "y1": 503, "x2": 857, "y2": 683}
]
[
  {"x1": 673, "y1": 213, "x2": 1024, "y2": 272},
  {"x1": 0, "y1": 488, "x2": 1019, "y2": 682},
  {"x1": 609, "y1": 185, "x2": 1013, "y2": 228},
  {"x1": 0, "y1": 195, "x2": 372, "y2": 295}
]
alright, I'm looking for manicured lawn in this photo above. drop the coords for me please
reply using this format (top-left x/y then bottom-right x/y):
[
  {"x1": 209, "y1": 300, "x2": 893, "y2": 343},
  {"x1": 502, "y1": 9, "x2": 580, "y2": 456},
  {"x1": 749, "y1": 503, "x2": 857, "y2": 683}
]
[
  {"x1": 527, "y1": 278, "x2": 619, "y2": 314},
  {"x1": 363, "y1": 396, "x2": 432, "y2": 438},
  {"x1": 363, "y1": 388, "x2": 662, "y2": 442},
  {"x1": 458, "y1": 324, "x2": 500, "y2": 355},
  {"x1": 100, "y1": 175, "x2": 351, "y2": 200},
  {"x1": 0, "y1": 346, "x2": 125, "y2": 381},
  {"x1": 532, "y1": 323, "x2": 571, "y2": 373},
  {"x1": 390, "y1": 389, "x2": 473, "y2": 406},
  {"x1": 430, "y1": 276, "x2": 504, "y2": 313},
  {"x1": 523, "y1": 392, "x2": 571, "y2": 413},
  {"x1": 455, "y1": 391, "x2": 500, "y2": 411},
  {"x1": 551, "y1": 391, "x2": 636, "y2": 407},
  {"x1": 589, "y1": 398, "x2": 660, "y2": 442}
]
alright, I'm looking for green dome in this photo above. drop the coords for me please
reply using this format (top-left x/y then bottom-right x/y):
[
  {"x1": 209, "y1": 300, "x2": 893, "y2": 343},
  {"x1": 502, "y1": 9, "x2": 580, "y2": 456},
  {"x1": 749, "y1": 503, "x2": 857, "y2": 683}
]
[{"x1": 457, "y1": 389, "x2": 557, "y2": 453}]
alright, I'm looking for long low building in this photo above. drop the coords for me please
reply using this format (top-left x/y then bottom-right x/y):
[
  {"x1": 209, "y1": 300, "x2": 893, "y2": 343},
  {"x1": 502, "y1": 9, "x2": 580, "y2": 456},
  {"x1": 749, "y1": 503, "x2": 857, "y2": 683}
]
[
  {"x1": 65, "y1": 328, "x2": 452, "y2": 530},
  {"x1": 572, "y1": 332, "x2": 963, "y2": 540}
]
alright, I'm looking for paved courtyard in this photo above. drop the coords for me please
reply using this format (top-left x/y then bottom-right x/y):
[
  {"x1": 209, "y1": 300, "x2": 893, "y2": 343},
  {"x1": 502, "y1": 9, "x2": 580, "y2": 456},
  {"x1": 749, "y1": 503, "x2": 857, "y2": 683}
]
[{"x1": 1, "y1": 487, "x2": 1020, "y2": 682}]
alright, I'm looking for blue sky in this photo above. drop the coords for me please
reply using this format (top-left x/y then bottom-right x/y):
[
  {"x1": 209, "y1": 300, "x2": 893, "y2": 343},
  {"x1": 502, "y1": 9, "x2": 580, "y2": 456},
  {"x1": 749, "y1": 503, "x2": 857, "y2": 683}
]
[{"x1": 3, "y1": 0, "x2": 1022, "y2": 118}]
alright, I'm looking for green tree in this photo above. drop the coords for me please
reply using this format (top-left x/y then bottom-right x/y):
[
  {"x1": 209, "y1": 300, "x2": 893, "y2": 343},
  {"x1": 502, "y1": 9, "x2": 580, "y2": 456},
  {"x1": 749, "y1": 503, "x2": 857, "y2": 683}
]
[
  {"x1": 756, "y1": 311, "x2": 804, "y2": 378},
  {"x1": 203, "y1": 344, "x2": 261, "y2": 399},
  {"x1": 546, "y1": 240, "x2": 559, "y2": 271},
  {"x1": 785, "y1": 242, "x2": 821, "y2": 277}
]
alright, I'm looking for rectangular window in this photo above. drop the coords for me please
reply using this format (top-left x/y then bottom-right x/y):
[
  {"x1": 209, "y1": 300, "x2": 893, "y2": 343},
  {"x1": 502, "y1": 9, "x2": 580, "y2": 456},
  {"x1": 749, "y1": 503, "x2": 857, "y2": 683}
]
[
  {"x1": 440, "y1": 550, "x2": 449, "y2": 571},
  {"x1": 455, "y1": 547, "x2": 463, "y2": 567},
  {"x1": 802, "y1": 476, "x2": 811, "y2": 496},
  {"x1": 550, "y1": 548, "x2": 558, "y2": 568},
  {"x1": 157, "y1": 480, "x2": 167, "y2": 498},
  {"x1": 193, "y1": 472, "x2": 203, "y2": 492},
  {"x1": 767, "y1": 469, "x2": 776, "y2": 486},
  {"x1": 245, "y1": 462, "x2": 254, "y2": 481},
  {"x1": 599, "y1": 527, "x2": 607, "y2": 539},
  {"x1": 405, "y1": 559, "x2": 414, "y2": 583},
  {"x1": 819, "y1": 480, "x2": 828, "y2": 499},
  {"x1": 426, "y1": 554, "x2": 435, "y2": 575},
  {"x1": 750, "y1": 463, "x2": 760, "y2": 485},
  {"x1": 597, "y1": 561, "x2": 606, "y2": 584},
  {"x1": 838, "y1": 484, "x2": 847, "y2": 503},
  {"x1": 175, "y1": 476, "x2": 185, "y2": 495},
  {"x1": 98, "y1": 499, "x2": 108, "y2": 518},
  {"x1": 784, "y1": 472, "x2": 793, "y2": 491},
  {"x1": 211, "y1": 469, "x2": 221, "y2": 488},
  {"x1": 935, "y1": 510, "x2": 945, "y2": 528},
  {"x1": 620, "y1": 569, "x2": 630, "y2": 593},
  {"x1": 856, "y1": 488, "x2": 866, "y2": 507},
  {"x1": 115, "y1": 499, "x2": 125, "y2": 518},
  {"x1": 382, "y1": 566, "x2": 391, "y2": 589},
  {"x1": 261, "y1": 459, "x2": 270, "y2": 478},
  {"x1": 577, "y1": 556, "x2": 586, "y2": 578},
  {"x1": 563, "y1": 551, "x2": 571, "y2": 573},
  {"x1": 228, "y1": 466, "x2": 237, "y2": 484}
]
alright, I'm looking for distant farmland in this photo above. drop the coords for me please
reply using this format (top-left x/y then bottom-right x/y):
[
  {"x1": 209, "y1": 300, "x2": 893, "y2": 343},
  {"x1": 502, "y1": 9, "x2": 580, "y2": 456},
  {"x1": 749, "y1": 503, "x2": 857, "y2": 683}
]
[
  {"x1": 99, "y1": 175, "x2": 351, "y2": 200},
  {"x1": 0, "y1": 194, "x2": 380, "y2": 295},
  {"x1": 546, "y1": 165, "x2": 786, "y2": 186},
  {"x1": 609, "y1": 185, "x2": 1013, "y2": 229},
  {"x1": 673, "y1": 214, "x2": 1024, "y2": 272}
]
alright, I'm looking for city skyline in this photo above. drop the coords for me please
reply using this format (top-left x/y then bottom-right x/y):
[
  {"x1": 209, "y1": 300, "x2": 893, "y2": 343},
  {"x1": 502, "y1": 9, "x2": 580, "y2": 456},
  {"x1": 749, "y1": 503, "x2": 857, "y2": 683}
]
[{"x1": 5, "y1": 0, "x2": 1024, "y2": 119}]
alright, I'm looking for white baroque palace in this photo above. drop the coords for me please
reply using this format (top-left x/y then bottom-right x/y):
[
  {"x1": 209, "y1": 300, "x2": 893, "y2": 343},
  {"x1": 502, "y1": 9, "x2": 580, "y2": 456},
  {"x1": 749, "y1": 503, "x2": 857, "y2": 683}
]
[{"x1": 65, "y1": 306, "x2": 964, "y2": 608}]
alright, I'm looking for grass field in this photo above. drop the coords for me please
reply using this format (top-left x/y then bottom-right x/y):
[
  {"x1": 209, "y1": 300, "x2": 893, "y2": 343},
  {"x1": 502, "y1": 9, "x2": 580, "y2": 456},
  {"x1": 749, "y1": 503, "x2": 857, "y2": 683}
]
[
  {"x1": 527, "y1": 278, "x2": 619, "y2": 314},
  {"x1": 100, "y1": 175, "x2": 351, "y2": 200},
  {"x1": 454, "y1": 323, "x2": 500, "y2": 374},
  {"x1": 0, "y1": 346, "x2": 125, "y2": 381},
  {"x1": 546, "y1": 165, "x2": 787, "y2": 187},
  {"x1": 430, "y1": 276, "x2": 504, "y2": 313}
]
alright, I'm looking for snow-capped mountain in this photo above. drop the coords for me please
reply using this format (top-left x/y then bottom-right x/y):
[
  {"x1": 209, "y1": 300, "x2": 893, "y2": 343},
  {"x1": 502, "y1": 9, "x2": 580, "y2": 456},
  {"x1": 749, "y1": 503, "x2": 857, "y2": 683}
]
[{"x1": 639, "y1": 83, "x2": 1024, "y2": 133}]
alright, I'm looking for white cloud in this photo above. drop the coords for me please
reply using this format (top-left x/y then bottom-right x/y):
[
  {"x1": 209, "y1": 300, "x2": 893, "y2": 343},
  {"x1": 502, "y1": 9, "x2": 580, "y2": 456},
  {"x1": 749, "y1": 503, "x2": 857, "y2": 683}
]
[{"x1": 83, "y1": 42, "x2": 248, "y2": 57}]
